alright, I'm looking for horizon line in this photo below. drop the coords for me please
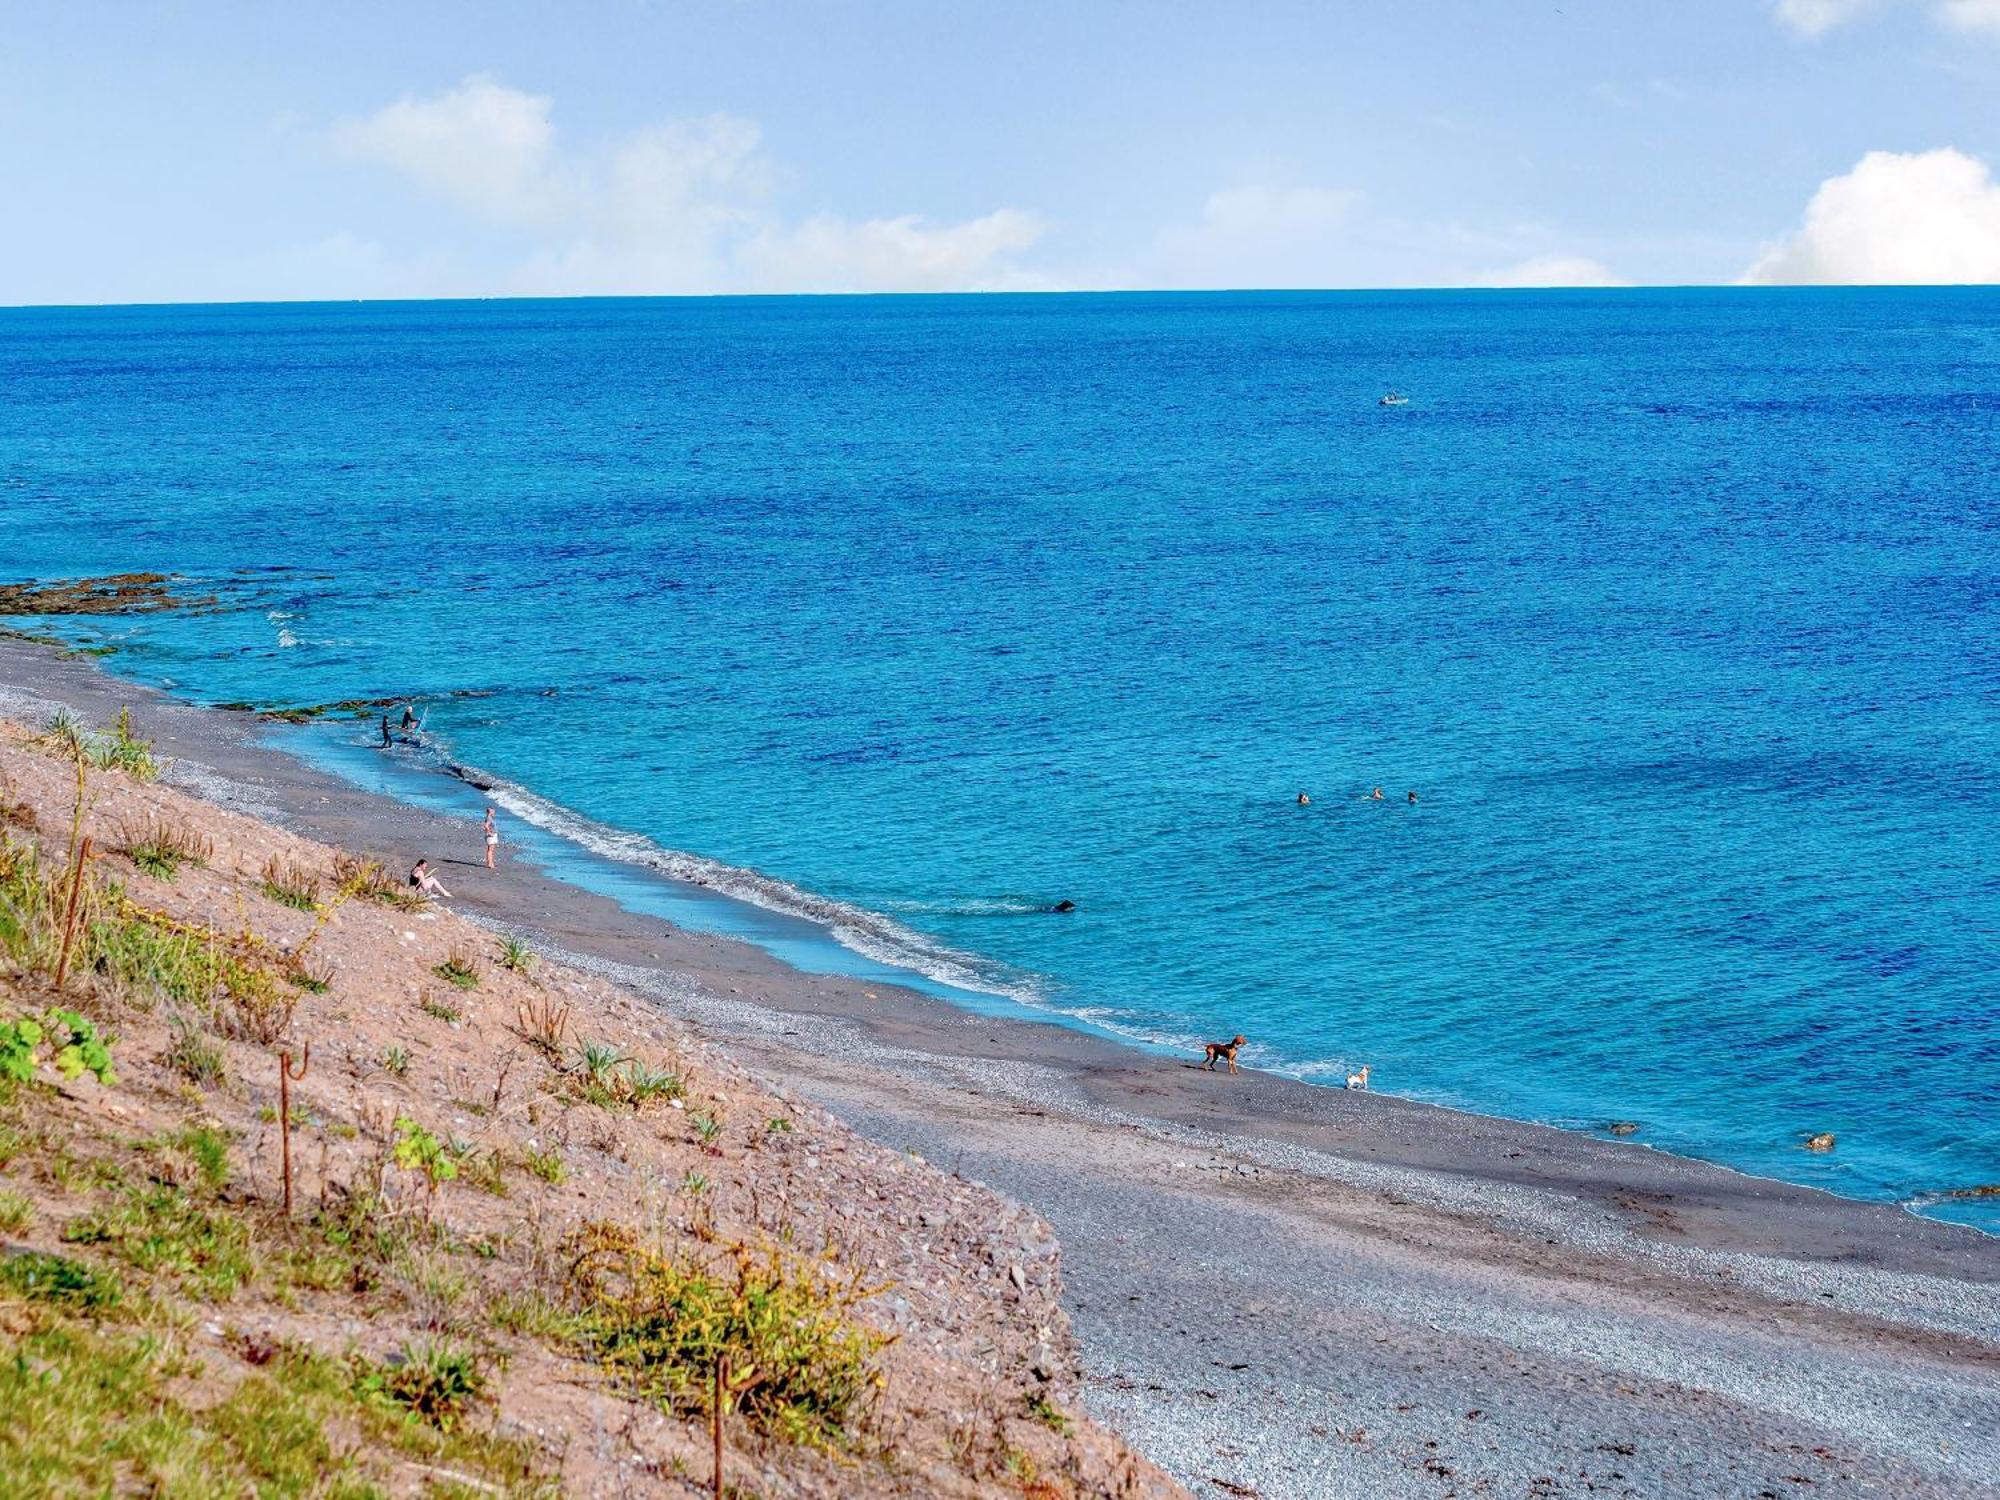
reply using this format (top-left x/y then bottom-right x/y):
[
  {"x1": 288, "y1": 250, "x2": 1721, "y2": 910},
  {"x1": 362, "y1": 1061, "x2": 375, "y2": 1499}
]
[{"x1": 6, "y1": 282, "x2": 2000, "y2": 312}]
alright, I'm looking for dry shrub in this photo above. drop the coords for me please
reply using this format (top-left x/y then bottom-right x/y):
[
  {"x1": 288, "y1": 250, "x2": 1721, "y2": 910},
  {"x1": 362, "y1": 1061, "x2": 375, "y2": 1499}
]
[
  {"x1": 515, "y1": 992, "x2": 571, "y2": 1060},
  {"x1": 120, "y1": 814, "x2": 211, "y2": 880},
  {"x1": 260, "y1": 855, "x2": 322, "y2": 911},
  {"x1": 333, "y1": 851, "x2": 427, "y2": 911}
]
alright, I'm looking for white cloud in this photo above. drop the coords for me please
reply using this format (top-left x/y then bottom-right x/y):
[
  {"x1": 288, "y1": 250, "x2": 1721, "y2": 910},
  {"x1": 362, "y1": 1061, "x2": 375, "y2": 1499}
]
[
  {"x1": 1774, "y1": 0, "x2": 1881, "y2": 35},
  {"x1": 1473, "y1": 254, "x2": 1627, "y2": 288},
  {"x1": 330, "y1": 76, "x2": 566, "y2": 227},
  {"x1": 327, "y1": 76, "x2": 1042, "y2": 294},
  {"x1": 1935, "y1": 0, "x2": 2000, "y2": 34},
  {"x1": 1774, "y1": 0, "x2": 2000, "y2": 36},
  {"x1": 740, "y1": 210, "x2": 1048, "y2": 293},
  {"x1": 1743, "y1": 148, "x2": 2000, "y2": 285},
  {"x1": 1148, "y1": 184, "x2": 1360, "y2": 288}
]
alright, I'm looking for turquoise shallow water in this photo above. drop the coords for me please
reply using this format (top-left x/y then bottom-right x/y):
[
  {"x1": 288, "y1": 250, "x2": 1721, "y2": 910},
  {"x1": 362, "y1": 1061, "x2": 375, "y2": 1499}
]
[{"x1": 2, "y1": 291, "x2": 1996, "y2": 1228}]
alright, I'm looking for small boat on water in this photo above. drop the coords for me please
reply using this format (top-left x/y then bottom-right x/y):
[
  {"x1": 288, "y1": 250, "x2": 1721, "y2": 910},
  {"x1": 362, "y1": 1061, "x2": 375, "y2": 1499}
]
[{"x1": 1379, "y1": 391, "x2": 1409, "y2": 406}]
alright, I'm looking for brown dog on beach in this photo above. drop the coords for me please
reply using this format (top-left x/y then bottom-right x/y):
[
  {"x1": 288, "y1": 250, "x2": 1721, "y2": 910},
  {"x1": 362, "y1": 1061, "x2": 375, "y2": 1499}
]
[{"x1": 1202, "y1": 1035, "x2": 1247, "y2": 1073}]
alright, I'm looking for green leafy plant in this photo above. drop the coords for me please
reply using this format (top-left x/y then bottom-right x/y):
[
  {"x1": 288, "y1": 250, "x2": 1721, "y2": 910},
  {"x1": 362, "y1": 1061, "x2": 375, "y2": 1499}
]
[
  {"x1": 0, "y1": 1008, "x2": 117, "y2": 1086},
  {"x1": 523, "y1": 1148, "x2": 565, "y2": 1184},
  {"x1": 392, "y1": 1116, "x2": 459, "y2": 1202},
  {"x1": 383, "y1": 1045, "x2": 410, "y2": 1077},
  {"x1": 420, "y1": 996, "x2": 461, "y2": 1023},
  {"x1": 496, "y1": 936, "x2": 535, "y2": 974}
]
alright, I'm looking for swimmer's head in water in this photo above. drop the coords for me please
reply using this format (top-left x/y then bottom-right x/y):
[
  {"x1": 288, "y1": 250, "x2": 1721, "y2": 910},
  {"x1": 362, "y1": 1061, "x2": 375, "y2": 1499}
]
[{"x1": 1053, "y1": 899, "x2": 1077, "y2": 913}]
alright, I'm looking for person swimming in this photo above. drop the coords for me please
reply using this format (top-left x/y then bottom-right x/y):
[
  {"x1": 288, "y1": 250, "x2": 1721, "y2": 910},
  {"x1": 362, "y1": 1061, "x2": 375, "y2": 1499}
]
[
  {"x1": 1369, "y1": 787, "x2": 1384, "y2": 800},
  {"x1": 1051, "y1": 899, "x2": 1077, "y2": 913},
  {"x1": 1297, "y1": 791, "x2": 1311, "y2": 805},
  {"x1": 1407, "y1": 790, "x2": 1419, "y2": 804}
]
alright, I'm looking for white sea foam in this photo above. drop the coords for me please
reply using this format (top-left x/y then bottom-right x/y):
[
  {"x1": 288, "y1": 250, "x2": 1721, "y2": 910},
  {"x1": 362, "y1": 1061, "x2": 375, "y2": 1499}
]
[{"x1": 426, "y1": 746, "x2": 1052, "y2": 1009}]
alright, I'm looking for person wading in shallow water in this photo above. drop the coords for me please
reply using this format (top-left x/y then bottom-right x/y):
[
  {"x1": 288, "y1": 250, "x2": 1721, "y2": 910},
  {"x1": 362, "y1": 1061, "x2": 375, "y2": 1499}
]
[{"x1": 483, "y1": 806, "x2": 499, "y2": 871}]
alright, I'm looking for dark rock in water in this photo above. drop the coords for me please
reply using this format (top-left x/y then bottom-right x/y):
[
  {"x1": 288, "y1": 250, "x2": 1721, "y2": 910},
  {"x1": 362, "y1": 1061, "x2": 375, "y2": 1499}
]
[
  {"x1": 1608, "y1": 1121, "x2": 1640, "y2": 1136},
  {"x1": 1939, "y1": 1183, "x2": 2000, "y2": 1199}
]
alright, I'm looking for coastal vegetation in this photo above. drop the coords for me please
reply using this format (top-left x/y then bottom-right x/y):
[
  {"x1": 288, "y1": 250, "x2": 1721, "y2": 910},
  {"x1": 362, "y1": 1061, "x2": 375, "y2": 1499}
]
[{"x1": 0, "y1": 706, "x2": 1170, "y2": 1498}]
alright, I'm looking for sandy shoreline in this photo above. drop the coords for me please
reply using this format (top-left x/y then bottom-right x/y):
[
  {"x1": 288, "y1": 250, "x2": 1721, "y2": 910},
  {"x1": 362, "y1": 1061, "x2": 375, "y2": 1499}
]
[{"x1": 5, "y1": 635, "x2": 1997, "y2": 1498}]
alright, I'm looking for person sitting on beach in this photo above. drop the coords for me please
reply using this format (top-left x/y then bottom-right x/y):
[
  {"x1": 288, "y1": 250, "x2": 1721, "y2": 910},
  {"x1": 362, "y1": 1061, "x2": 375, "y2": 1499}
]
[{"x1": 409, "y1": 859, "x2": 451, "y2": 898}]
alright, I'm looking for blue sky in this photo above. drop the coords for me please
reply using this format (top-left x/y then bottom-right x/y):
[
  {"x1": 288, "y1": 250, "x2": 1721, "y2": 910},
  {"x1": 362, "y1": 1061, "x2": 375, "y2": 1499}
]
[{"x1": 4, "y1": 0, "x2": 1999, "y2": 302}]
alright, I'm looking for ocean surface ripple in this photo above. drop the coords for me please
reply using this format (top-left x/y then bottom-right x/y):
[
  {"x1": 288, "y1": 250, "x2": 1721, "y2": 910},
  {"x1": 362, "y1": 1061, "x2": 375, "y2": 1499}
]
[{"x1": 2, "y1": 289, "x2": 1995, "y2": 1228}]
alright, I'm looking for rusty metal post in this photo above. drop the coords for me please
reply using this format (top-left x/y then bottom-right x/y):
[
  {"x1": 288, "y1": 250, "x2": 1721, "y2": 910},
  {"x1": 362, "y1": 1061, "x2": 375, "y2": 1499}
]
[
  {"x1": 712, "y1": 1353, "x2": 727, "y2": 1500},
  {"x1": 279, "y1": 1044, "x2": 311, "y2": 1215},
  {"x1": 52, "y1": 836, "x2": 93, "y2": 991}
]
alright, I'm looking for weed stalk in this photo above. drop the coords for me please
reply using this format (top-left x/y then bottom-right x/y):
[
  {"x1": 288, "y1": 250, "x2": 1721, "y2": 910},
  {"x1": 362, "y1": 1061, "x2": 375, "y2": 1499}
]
[{"x1": 53, "y1": 836, "x2": 93, "y2": 991}]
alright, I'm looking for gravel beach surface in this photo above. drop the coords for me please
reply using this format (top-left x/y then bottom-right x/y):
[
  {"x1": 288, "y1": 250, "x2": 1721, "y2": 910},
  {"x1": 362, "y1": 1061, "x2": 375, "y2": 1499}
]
[{"x1": 6, "y1": 637, "x2": 1996, "y2": 1499}]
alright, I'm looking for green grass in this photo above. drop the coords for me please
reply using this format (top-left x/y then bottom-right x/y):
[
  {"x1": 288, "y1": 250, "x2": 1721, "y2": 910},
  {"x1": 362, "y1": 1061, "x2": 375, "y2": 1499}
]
[
  {"x1": 355, "y1": 1339, "x2": 486, "y2": 1430},
  {"x1": 383, "y1": 1044, "x2": 410, "y2": 1076},
  {"x1": 434, "y1": 945, "x2": 482, "y2": 990},
  {"x1": 0, "y1": 1249, "x2": 124, "y2": 1310},
  {"x1": 496, "y1": 936, "x2": 536, "y2": 974},
  {"x1": 284, "y1": 954, "x2": 332, "y2": 994},
  {"x1": 88, "y1": 708, "x2": 159, "y2": 780},
  {"x1": 1024, "y1": 1392, "x2": 1073, "y2": 1435},
  {"x1": 147, "y1": 1123, "x2": 231, "y2": 1193},
  {"x1": 420, "y1": 996, "x2": 461, "y2": 1023},
  {"x1": 261, "y1": 855, "x2": 323, "y2": 912},
  {"x1": 522, "y1": 1148, "x2": 565, "y2": 1184},
  {"x1": 163, "y1": 1013, "x2": 227, "y2": 1088},
  {"x1": 61, "y1": 1181, "x2": 257, "y2": 1301},
  {"x1": 121, "y1": 814, "x2": 210, "y2": 881},
  {"x1": 0, "y1": 1187, "x2": 34, "y2": 1233},
  {"x1": 0, "y1": 1306, "x2": 548, "y2": 1498}
]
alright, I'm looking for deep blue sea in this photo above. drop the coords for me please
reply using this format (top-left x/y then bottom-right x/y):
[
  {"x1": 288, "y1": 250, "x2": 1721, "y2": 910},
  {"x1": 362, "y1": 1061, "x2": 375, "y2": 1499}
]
[{"x1": 3, "y1": 291, "x2": 1996, "y2": 1228}]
